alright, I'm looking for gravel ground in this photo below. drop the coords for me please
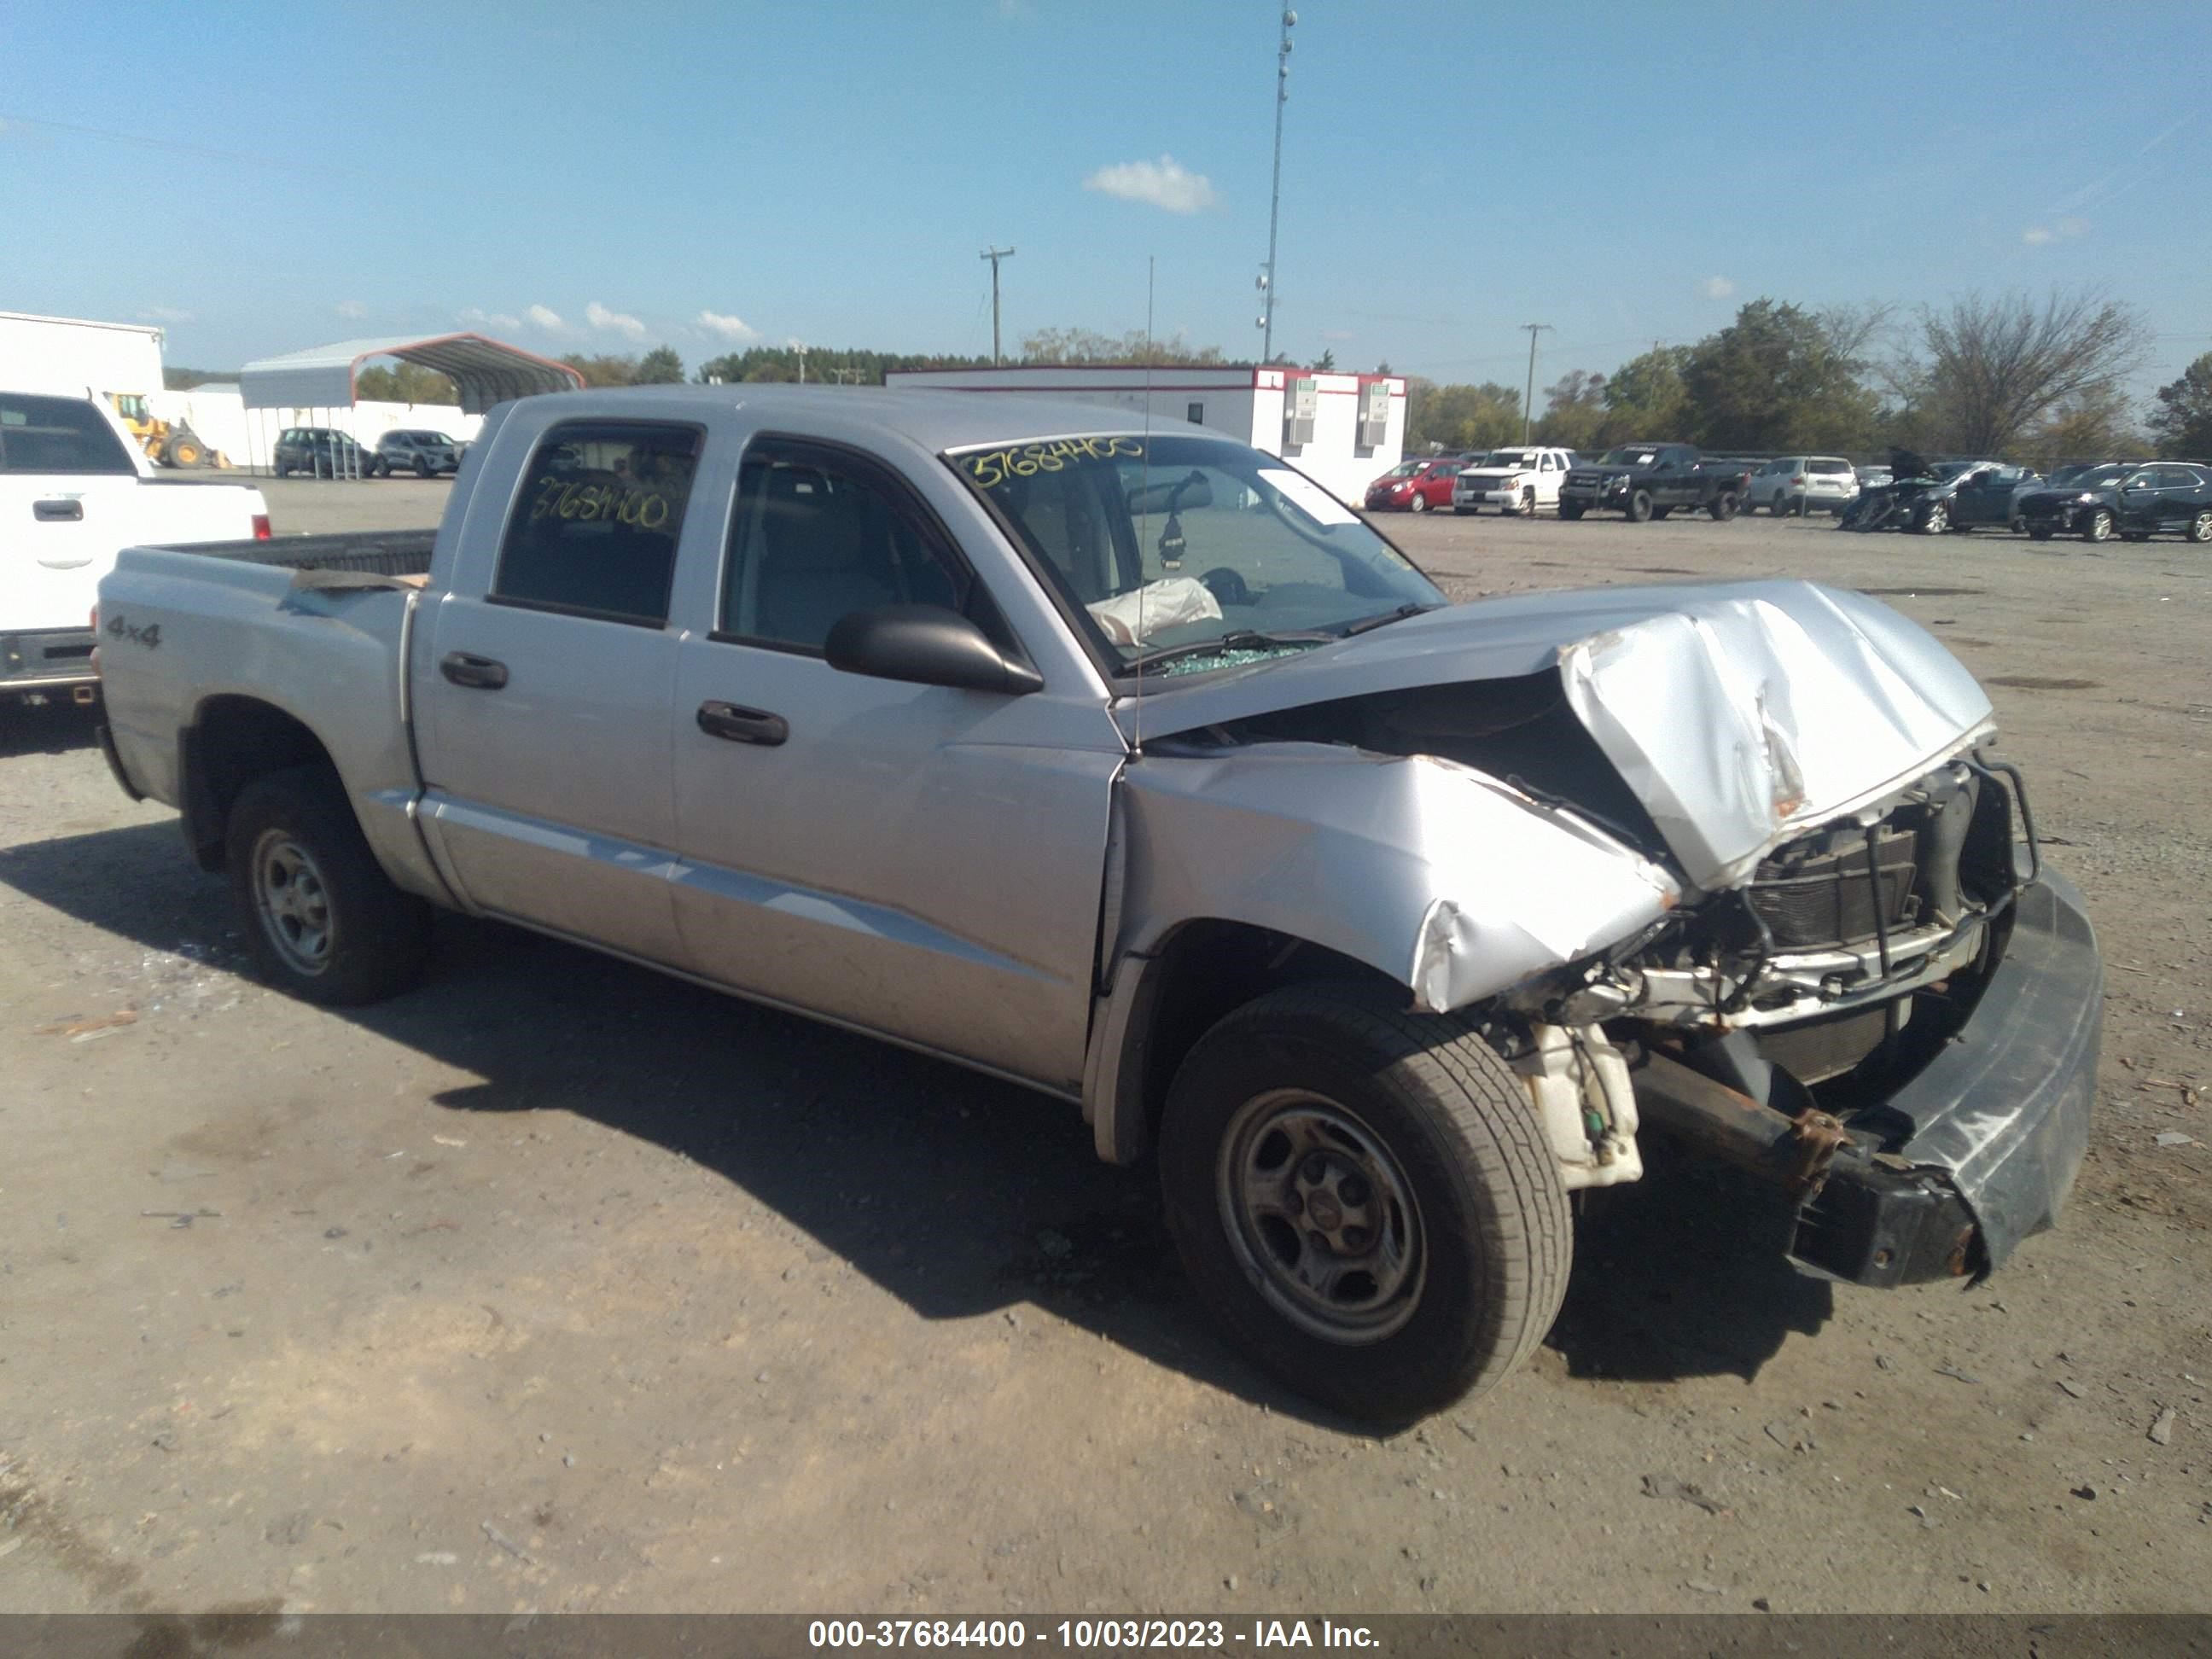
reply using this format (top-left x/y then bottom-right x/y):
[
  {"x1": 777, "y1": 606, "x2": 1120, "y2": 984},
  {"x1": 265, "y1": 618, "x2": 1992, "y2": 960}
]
[{"x1": 0, "y1": 481, "x2": 2205, "y2": 1615}]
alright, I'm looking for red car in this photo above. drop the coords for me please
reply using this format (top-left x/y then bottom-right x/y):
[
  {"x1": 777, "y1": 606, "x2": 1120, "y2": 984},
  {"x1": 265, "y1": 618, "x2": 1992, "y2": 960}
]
[{"x1": 1365, "y1": 456, "x2": 1464, "y2": 513}]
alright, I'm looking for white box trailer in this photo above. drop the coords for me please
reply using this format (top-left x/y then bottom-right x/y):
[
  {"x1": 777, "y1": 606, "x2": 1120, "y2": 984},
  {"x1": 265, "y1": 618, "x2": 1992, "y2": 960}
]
[
  {"x1": 885, "y1": 364, "x2": 1406, "y2": 507},
  {"x1": 0, "y1": 310, "x2": 166, "y2": 402}
]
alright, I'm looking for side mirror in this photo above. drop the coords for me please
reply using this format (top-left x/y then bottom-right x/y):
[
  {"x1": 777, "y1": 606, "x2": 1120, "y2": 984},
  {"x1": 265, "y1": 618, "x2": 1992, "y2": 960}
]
[{"x1": 824, "y1": 604, "x2": 1042, "y2": 695}]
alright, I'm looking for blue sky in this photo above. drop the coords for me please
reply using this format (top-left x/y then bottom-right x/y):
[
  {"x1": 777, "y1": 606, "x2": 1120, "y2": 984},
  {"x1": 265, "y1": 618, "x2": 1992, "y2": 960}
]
[{"x1": 3, "y1": 0, "x2": 2208, "y2": 397}]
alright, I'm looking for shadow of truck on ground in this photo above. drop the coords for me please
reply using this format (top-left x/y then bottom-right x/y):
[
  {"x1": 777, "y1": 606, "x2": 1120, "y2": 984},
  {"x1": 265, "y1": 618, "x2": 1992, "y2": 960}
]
[{"x1": 0, "y1": 817, "x2": 1831, "y2": 1423}]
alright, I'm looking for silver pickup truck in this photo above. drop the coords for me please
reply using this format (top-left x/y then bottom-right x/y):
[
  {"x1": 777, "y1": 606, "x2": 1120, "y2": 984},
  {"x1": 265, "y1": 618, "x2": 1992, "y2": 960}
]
[{"x1": 93, "y1": 387, "x2": 2100, "y2": 1423}]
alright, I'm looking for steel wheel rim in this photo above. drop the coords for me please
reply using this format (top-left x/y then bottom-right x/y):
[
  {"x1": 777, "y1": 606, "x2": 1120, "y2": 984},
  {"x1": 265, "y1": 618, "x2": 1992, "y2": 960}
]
[
  {"x1": 252, "y1": 830, "x2": 335, "y2": 975},
  {"x1": 1216, "y1": 1090, "x2": 1427, "y2": 1345}
]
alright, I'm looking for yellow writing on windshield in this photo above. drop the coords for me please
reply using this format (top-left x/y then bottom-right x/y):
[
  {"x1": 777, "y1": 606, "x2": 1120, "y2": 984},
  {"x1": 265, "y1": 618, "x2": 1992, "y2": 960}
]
[
  {"x1": 959, "y1": 436, "x2": 1144, "y2": 489},
  {"x1": 530, "y1": 476, "x2": 672, "y2": 529}
]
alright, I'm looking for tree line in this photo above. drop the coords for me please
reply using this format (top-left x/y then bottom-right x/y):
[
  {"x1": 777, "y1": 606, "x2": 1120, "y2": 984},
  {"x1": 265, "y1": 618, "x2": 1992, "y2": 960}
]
[{"x1": 1407, "y1": 288, "x2": 2203, "y2": 468}]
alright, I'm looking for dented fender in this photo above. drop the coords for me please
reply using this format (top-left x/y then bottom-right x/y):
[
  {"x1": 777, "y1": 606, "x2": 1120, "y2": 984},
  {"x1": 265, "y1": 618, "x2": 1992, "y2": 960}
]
[{"x1": 1112, "y1": 742, "x2": 1679, "y2": 1012}]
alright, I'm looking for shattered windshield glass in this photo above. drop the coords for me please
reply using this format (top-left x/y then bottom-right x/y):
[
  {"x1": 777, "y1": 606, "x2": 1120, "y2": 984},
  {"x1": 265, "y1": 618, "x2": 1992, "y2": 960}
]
[{"x1": 949, "y1": 434, "x2": 1443, "y2": 675}]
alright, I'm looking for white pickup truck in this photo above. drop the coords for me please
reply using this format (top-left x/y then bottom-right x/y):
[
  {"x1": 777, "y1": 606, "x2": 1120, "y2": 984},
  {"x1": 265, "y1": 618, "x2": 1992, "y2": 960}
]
[
  {"x1": 1452, "y1": 447, "x2": 1578, "y2": 515},
  {"x1": 3, "y1": 389, "x2": 268, "y2": 703},
  {"x1": 92, "y1": 386, "x2": 2099, "y2": 1423}
]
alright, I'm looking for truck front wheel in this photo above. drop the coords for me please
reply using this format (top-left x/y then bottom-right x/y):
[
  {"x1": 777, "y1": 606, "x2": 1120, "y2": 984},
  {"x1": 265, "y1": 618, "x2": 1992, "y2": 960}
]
[
  {"x1": 225, "y1": 765, "x2": 431, "y2": 1006},
  {"x1": 1627, "y1": 489, "x2": 1654, "y2": 522},
  {"x1": 1158, "y1": 984, "x2": 1572, "y2": 1423},
  {"x1": 1557, "y1": 500, "x2": 1585, "y2": 521},
  {"x1": 1708, "y1": 491, "x2": 1740, "y2": 521}
]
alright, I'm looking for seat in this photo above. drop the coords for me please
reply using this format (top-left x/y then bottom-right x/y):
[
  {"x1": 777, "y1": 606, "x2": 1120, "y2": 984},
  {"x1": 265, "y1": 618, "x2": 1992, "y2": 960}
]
[{"x1": 751, "y1": 470, "x2": 901, "y2": 647}]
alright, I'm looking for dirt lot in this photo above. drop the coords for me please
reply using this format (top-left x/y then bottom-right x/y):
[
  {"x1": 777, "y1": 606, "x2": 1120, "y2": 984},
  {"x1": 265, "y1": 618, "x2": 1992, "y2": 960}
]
[{"x1": 1, "y1": 479, "x2": 2206, "y2": 1616}]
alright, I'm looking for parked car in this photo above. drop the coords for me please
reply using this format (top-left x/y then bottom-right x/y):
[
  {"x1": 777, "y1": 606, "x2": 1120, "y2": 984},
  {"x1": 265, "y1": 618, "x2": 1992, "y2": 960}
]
[
  {"x1": 272, "y1": 427, "x2": 380, "y2": 479},
  {"x1": 1840, "y1": 452, "x2": 2040, "y2": 534},
  {"x1": 1452, "y1": 447, "x2": 1578, "y2": 515},
  {"x1": 0, "y1": 388, "x2": 267, "y2": 704},
  {"x1": 1557, "y1": 443, "x2": 1749, "y2": 521},
  {"x1": 375, "y1": 429, "x2": 463, "y2": 478},
  {"x1": 95, "y1": 387, "x2": 2099, "y2": 1424},
  {"x1": 2016, "y1": 461, "x2": 2212, "y2": 544},
  {"x1": 1364, "y1": 455, "x2": 1466, "y2": 513},
  {"x1": 1749, "y1": 456, "x2": 1859, "y2": 516}
]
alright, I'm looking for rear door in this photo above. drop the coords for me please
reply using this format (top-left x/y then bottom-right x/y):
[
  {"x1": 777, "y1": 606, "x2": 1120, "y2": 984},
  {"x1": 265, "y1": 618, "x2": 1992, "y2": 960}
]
[
  {"x1": 0, "y1": 390, "x2": 146, "y2": 637},
  {"x1": 667, "y1": 434, "x2": 1121, "y2": 1091},
  {"x1": 2151, "y1": 465, "x2": 2205, "y2": 531},
  {"x1": 413, "y1": 412, "x2": 711, "y2": 966}
]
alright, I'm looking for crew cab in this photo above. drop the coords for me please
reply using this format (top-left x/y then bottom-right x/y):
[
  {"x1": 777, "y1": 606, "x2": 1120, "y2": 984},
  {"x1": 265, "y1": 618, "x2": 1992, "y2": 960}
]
[
  {"x1": 1452, "y1": 447, "x2": 1577, "y2": 515},
  {"x1": 94, "y1": 387, "x2": 2099, "y2": 1423},
  {"x1": 1557, "y1": 442, "x2": 1749, "y2": 522},
  {"x1": 1, "y1": 388, "x2": 268, "y2": 704}
]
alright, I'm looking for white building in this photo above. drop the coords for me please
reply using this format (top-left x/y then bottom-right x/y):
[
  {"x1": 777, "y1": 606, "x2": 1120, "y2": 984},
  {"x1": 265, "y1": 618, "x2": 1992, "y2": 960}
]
[{"x1": 886, "y1": 364, "x2": 1406, "y2": 506}]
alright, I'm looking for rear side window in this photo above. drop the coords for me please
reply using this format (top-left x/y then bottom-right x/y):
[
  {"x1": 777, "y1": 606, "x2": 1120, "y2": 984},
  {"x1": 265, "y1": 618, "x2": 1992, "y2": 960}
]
[
  {"x1": 0, "y1": 393, "x2": 136, "y2": 474},
  {"x1": 493, "y1": 420, "x2": 702, "y2": 626}
]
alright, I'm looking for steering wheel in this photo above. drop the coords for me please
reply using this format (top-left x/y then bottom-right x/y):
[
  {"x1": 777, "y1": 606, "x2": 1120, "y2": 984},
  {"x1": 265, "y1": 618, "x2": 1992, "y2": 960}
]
[{"x1": 1200, "y1": 566, "x2": 1250, "y2": 608}]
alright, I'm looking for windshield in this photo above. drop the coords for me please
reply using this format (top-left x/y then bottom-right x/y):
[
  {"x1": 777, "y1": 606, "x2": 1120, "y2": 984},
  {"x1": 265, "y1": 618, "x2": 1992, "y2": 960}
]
[
  {"x1": 1380, "y1": 461, "x2": 1423, "y2": 479},
  {"x1": 2070, "y1": 464, "x2": 2129, "y2": 487},
  {"x1": 952, "y1": 434, "x2": 1443, "y2": 675},
  {"x1": 1598, "y1": 446, "x2": 1661, "y2": 466},
  {"x1": 1479, "y1": 451, "x2": 1537, "y2": 468},
  {"x1": 1930, "y1": 462, "x2": 1978, "y2": 480}
]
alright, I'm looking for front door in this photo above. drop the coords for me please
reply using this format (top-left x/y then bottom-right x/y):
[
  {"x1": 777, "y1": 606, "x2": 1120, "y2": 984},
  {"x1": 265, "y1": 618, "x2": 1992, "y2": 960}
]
[
  {"x1": 414, "y1": 416, "x2": 708, "y2": 966},
  {"x1": 667, "y1": 435, "x2": 1121, "y2": 1093},
  {"x1": 2114, "y1": 467, "x2": 2161, "y2": 533}
]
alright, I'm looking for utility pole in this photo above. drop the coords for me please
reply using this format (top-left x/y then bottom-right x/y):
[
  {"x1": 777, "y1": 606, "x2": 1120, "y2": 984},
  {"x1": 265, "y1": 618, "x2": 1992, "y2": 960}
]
[
  {"x1": 791, "y1": 342, "x2": 807, "y2": 385},
  {"x1": 1256, "y1": 9, "x2": 1296, "y2": 364},
  {"x1": 1519, "y1": 322, "x2": 1554, "y2": 444},
  {"x1": 980, "y1": 246, "x2": 1016, "y2": 365}
]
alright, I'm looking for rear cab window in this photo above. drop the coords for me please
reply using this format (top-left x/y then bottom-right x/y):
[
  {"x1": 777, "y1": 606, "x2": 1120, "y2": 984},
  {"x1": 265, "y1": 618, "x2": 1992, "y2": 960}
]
[
  {"x1": 492, "y1": 420, "x2": 702, "y2": 626},
  {"x1": 0, "y1": 393, "x2": 137, "y2": 474}
]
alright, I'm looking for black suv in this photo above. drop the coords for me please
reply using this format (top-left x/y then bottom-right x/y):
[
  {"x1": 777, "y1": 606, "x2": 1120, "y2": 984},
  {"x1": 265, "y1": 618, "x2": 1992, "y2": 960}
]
[
  {"x1": 2016, "y1": 461, "x2": 2212, "y2": 544},
  {"x1": 272, "y1": 427, "x2": 378, "y2": 479},
  {"x1": 375, "y1": 428, "x2": 462, "y2": 478}
]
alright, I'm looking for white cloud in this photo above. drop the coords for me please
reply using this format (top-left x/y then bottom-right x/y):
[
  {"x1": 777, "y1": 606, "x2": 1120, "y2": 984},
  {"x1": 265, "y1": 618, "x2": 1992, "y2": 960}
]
[
  {"x1": 998, "y1": 0, "x2": 1032, "y2": 15},
  {"x1": 1322, "y1": 329, "x2": 1356, "y2": 341},
  {"x1": 460, "y1": 306, "x2": 522, "y2": 330},
  {"x1": 1697, "y1": 276, "x2": 1736, "y2": 301},
  {"x1": 1083, "y1": 154, "x2": 1219, "y2": 214},
  {"x1": 525, "y1": 304, "x2": 568, "y2": 332},
  {"x1": 2023, "y1": 217, "x2": 2090, "y2": 247},
  {"x1": 335, "y1": 300, "x2": 365, "y2": 320},
  {"x1": 2056, "y1": 216, "x2": 2091, "y2": 237},
  {"x1": 2022, "y1": 226, "x2": 2056, "y2": 245},
  {"x1": 586, "y1": 300, "x2": 647, "y2": 340},
  {"x1": 137, "y1": 306, "x2": 193, "y2": 323},
  {"x1": 695, "y1": 309, "x2": 760, "y2": 343}
]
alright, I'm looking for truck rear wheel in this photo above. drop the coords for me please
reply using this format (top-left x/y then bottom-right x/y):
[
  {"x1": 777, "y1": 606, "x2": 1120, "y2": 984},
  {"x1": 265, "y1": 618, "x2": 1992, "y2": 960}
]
[
  {"x1": 1627, "y1": 489, "x2": 1654, "y2": 522},
  {"x1": 1158, "y1": 983, "x2": 1572, "y2": 1423},
  {"x1": 226, "y1": 765, "x2": 431, "y2": 1006}
]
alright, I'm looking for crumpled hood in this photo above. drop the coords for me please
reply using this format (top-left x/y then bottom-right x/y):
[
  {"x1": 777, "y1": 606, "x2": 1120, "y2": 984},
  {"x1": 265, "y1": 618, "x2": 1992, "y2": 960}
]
[{"x1": 1123, "y1": 579, "x2": 1995, "y2": 891}]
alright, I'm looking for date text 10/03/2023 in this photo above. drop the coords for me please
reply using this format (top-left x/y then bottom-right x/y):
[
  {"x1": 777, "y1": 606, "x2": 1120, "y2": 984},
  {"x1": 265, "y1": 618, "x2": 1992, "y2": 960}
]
[{"x1": 807, "y1": 1618, "x2": 1381, "y2": 1649}]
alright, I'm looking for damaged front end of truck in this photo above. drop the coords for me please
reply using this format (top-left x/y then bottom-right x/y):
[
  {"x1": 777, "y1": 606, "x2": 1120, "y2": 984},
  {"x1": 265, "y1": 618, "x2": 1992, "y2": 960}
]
[{"x1": 1094, "y1": 580, "x2": 2099, "y2": 1291}]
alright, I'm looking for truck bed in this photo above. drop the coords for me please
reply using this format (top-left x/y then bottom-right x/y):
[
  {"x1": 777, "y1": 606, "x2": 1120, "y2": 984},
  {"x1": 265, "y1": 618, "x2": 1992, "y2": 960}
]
[{"x1": 150, "y1": 528, "x2": 435, "y2": 579}]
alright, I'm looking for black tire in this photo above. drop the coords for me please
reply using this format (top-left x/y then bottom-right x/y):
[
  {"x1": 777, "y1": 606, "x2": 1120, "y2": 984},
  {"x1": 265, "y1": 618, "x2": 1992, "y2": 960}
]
[
  {"x1": 1158, "y1": 983, "x2": 1572, "y2": 1424},
  {"x1": 225, "y1": 765, "x2": 431, "y2": 1006},
  {"x1": 1650, "y1": 505, "x2": 1673, "y2": 521},
  {"x1": 274, "y1": 461, "x2": 291, "y2": 479},
  {"x1": 1408, "y1": 492, "x2": 1429, "y2": 514},
  {"x1": 2191, "y1": 510, "x2": 2212, "y2": 544},
  {"x1": 1520, "y1": 487, "x2": 1537, "y2": 515},
  {"x1": 1708, "y1": 490, "x2": 1739, "y2": 521},
  {"x1": 1627, "y1": 489, "x2": 1654, "y2": 523},
  {"x1": 1775, "y1": 494, "x2": 1796, "y2": 517},
  {"x1": 2082, "y1": 507, "x2": 2113, "y2": 544},
  {"x1": 1557, "y1": 500, "x2": 1585, "y2": 521},
  {"x1": 415, "y1": 457, "x2": 434, "y2": 479},
  {"x1": 2029, "y1": 527, "x2": 2055, "y2": 542},
  {"x1": 1918, "y1": 500, "x2": 1950, "y2": 535}
]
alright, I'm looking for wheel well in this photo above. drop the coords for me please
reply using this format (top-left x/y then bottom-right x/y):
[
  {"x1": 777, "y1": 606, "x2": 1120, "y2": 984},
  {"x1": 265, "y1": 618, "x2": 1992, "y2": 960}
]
[
  {"x1": 181, "y1": 696, "x2": 337, "y2": 871},
  {"x1": 1124, "y1": 920, "x2": 1406, "y2": 1159}
]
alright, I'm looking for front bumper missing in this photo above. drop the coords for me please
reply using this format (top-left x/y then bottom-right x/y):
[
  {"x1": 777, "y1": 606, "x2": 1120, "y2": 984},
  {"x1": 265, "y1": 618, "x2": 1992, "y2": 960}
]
[{"x1": 1633, "y1": 870, "x2": 2099, "y2": 1288}]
